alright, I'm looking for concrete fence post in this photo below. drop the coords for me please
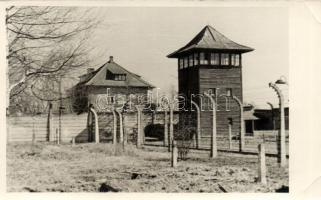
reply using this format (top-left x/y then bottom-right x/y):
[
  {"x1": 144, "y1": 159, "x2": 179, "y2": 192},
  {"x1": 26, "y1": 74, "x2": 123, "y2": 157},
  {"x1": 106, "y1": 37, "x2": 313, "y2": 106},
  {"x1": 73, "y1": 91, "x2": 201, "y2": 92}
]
[
  {"x1": 87, "y1": 109, "x2": 92, "y2": 142},
  {"x1": 164, "y1": 109, "x2": 168, "y2": 147},
  {"x1": 204, "y1": 93, "x2": 217, "y2": 158},
  {"x1": 123, "y1": 113, "x2": 127, "y2": 146},
  {"x1": 228, "y1": 124, "x2": 232, "y2": 150},
  {"x1": 32, "y1": 131, "x2": 36, "y2": 145},
  {"x1": 71, "y1": 137, "x2": 76, "y2": 147},
  {"x1": 232, "y1": 96, "x2": 245, "y2": 152},
  {"x1": 191, "y1": 100, "x2": 201, "y2": 149},
  {"x1": 56, "y1": 128, "x2": 59, "y2": 145},
  {"x1": 135, "y1": 106, "x2": 143, "y2": 148},
  {"x1": 47, "y1": 102, "x2": 53, "y2": 142},
  {"x1": 171, "y1": 140, "x2": 178, "y2": 168},
  {"x1": 169, "y1": 104, "x2": 174, "y2": 152},
  {"x1": 112, "y1": 109, "x2": 117, "y2": 145},
  {"x1": 90, "y1": 107, "x2": 99, "y2": 144},
  {"x1": 115, "y1": 109, "x2": 124, "y2": 144},
  {"x1": 269, "y1": 83, "x2": 286, "y2": 167},
  {"x1": 258, "y1": 143, "x2": 267, "y2": 184}
]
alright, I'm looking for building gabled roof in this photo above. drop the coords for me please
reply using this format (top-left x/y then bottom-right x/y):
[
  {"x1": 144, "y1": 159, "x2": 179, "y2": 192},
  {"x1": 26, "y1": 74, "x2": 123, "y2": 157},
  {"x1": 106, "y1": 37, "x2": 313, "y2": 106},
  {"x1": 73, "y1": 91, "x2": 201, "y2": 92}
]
[
  {"x1": 167, "y1": 25, "x2": 254, "y2": 58},
  {"x1": 77, "y1": 57, "x2": 155, "y2": 88}
]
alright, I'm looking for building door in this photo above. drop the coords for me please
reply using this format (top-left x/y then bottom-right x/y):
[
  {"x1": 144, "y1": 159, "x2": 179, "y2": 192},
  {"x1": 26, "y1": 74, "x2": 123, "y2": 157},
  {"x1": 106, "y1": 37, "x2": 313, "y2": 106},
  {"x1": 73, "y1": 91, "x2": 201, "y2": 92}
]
[{"x1": 245, "y1": 120, "x2": 254, "y2": 136}]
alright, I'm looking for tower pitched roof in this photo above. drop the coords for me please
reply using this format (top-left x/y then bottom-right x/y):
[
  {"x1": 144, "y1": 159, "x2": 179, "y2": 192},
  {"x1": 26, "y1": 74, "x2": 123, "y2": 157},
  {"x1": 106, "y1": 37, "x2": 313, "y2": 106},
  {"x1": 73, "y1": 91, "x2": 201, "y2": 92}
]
[{"x1": 167, "y1": 25, "x2": 254, "y2": 58}]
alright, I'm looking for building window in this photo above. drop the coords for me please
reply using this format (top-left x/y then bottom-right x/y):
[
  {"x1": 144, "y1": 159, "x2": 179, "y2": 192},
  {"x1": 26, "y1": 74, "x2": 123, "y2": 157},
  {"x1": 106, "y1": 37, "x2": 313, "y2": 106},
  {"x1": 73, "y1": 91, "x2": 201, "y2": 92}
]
[
  {"x1": 106, "y1": 70, "x2": 113, "y2": 80},
  {"x1": 194, "y1": 53, "x2": 199, "y2": 65},
  {"x1": 200, "y1": 52, "x2": 209, "y2": 65},
  {"x1": 179, "y1": 58, "x2": 184, "y2": 69},
  {"x1": 184, "y1": 57, "x2": 188, "y2": 68},
  {"x1": 226, "y1": 88, "x2": 232, "y2": 97},
  {"x1": 231, "y1": 54, "x2": 240, "y2": 66},
  {"x1": 235, "y1": 54, "x2": 240, "y2": 66},
  {"x1": 189, "y1": 55, "x2": 193, "y2": 67},
  {"x1": 210, "y1": 53, "x2": 219, "y2": 65},
  {"x1": 114, "y1": 74, "x2": 126, "y2": 81},
  {"x1": 221, "y1": 53, "x2": 229, "y2": 65}
]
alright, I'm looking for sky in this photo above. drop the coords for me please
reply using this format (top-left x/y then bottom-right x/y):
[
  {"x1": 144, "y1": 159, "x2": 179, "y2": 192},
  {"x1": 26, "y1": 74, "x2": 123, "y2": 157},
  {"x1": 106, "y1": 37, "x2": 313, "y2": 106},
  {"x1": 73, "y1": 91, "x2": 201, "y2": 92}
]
[{"x1": 78, "y1": 6, "x2": 289, "y2": 109}]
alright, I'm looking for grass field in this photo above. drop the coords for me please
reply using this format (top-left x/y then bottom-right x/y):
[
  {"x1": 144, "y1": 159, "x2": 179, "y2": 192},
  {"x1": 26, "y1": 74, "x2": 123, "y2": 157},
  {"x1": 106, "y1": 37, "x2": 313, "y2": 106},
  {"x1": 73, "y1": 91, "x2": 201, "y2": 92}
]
[{"x1": 7, "y1": 142, "x2": 288, "y2": 192}]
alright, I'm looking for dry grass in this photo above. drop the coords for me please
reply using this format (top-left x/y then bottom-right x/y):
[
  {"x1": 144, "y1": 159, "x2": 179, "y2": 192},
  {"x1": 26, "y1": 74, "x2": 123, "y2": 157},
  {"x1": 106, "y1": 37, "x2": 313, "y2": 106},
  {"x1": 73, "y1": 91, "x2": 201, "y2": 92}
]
[{"x1": 7, "y1": 142, "x2": 288, "y2": 192}]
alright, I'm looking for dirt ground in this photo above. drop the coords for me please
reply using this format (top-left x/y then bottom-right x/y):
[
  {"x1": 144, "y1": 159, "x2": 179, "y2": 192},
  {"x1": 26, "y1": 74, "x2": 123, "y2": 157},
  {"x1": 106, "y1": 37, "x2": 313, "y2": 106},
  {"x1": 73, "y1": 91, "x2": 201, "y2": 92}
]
[{"x1": 7, "y1": 142, "x2": 288, "y2": 192}]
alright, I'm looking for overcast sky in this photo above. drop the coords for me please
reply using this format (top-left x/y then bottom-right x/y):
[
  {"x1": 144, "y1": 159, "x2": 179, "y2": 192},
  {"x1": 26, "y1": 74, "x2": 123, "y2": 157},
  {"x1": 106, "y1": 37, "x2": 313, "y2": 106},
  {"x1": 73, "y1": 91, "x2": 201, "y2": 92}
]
[{"x1": 82, "y1": 6, "x2": 289, "y2": 108}]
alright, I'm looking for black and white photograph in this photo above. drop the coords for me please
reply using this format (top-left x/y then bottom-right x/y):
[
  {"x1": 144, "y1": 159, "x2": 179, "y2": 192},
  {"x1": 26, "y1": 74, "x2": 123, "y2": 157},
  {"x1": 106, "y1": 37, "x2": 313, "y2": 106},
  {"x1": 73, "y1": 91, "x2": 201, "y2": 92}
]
[{"x1": 1, "y1": 0, "x2": 321, "y2": 198}]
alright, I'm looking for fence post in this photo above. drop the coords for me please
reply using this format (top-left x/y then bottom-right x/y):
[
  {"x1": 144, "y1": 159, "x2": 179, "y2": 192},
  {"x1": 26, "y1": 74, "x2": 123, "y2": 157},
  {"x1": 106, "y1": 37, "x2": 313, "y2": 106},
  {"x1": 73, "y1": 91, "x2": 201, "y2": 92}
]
[
  {"x1": 115, "y1": 109, "x2": 124, "y2": 144},
  {"x1": 123, "y1": 113, "x2": 127, "y2": 146},
  {"x1": 164, "y1": 109, "x2": 168, "y2": 147},
  {"x1": 269, "y1": 83, "x2": 286, "y2": 167},
  {"x1": 171, "y1": 140, "x2": 178, "y2": 168},
  {"x1": 135, "y1": 106, "x2": 143, "y2": 148},
  {"x1": 169, "y1": 104, "x2": 174, "y2": 152},
  {"x1": 191, "y1": 100, "x2": 201, "y2": 149},
  {"x1": 87, "y1": 108, "x2": 92, "y2": 142},
  {"x1": 90, "y1": 107, "x2": 99, "y2": 144},
  {"x1": 228, "y1": 124, "x2": 232, "y2": 150},
  {"x1": 47, "y1": 102, "x2": 53, "y2": 142},
  {"x1": 204, "y1": 93, "x2": 217, "y2": 158},
  {"x1": 32, "y1": 131, "x2": 36, "y2": 145},
  {"x1": 56, "y1": 128, "x2": 59, "y2": 145},
  {"x1": 112, "y1": 109, "x2": 117, "y2": 145},
  {"x1": 232, "y1": 96, "x2": 245, "y2": 152},
  {"x1": 71, "y1": 137, "x2": 75, "y2": 147},
  {"x1": 258, "y1": 143, "x2": 267, "y2": 184}
]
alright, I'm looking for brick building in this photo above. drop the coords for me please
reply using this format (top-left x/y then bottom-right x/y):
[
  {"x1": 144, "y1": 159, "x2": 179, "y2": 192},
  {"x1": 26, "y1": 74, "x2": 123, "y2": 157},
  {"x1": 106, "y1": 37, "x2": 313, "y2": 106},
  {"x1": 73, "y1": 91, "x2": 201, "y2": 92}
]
[{"x1": 73, "y1": 56, "x2": 154, "y2": 112}]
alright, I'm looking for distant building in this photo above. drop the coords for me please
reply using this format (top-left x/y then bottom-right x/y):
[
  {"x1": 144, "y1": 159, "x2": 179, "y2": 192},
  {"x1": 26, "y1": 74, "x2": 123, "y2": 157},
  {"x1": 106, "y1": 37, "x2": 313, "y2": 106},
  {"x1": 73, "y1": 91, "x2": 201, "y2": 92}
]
[
  {"x1": 73, "y1": 56, "x2": 154, "y2": 112},
  {"x1": 243, "y1": 104, "x2": 289, "y2": 136},
  {"x1": 167, "y1": 25, "x2": 253, "y2": 138}
]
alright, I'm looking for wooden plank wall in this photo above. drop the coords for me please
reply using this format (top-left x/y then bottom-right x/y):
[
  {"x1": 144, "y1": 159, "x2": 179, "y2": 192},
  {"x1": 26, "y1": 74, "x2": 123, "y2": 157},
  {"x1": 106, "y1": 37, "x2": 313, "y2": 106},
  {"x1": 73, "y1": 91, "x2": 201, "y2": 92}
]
[{"x1": 199, "y1": 66, "x2": 242, "y2": 138}]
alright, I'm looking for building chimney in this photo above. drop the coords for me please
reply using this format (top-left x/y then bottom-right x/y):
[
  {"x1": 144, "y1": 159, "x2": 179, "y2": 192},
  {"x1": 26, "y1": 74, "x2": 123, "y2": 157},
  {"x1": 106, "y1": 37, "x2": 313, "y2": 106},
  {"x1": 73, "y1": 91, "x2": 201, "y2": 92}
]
[
  {"x1": 109, "y1": 56, "x2": 114, "y2": 62},
  {"x1": 87, "y1": 68, "x2": 95, "y2": 74}
]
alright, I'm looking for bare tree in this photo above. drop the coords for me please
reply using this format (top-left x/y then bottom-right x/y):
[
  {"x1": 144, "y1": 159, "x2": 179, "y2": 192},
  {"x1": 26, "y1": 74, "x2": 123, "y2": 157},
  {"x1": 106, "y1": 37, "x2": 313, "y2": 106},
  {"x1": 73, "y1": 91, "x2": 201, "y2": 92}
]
[{"x1": 6, "y1": 6, "x2": 100, "y2": 111}]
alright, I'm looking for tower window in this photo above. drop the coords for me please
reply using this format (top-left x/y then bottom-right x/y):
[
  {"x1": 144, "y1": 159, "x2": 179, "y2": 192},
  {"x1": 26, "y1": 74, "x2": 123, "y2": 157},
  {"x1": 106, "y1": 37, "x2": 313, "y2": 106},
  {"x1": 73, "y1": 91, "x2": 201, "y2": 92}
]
[
  {"x1": 221, "y1": 53, "x2": 229, "y2": 65},
  {"x1": 235, "y1": 54, "x2": 240, "y2": 66},
  {"x1": 179, "y1": 58, "x2": 184, "y2": 69},
  {"x1": 194, "y1": 53, "x2": 199, "y2": 65},
  {"x1": 189, "y1": 55, "x2": 193, "y2": 67},
  {"x1": 231, "y1": 54, "x2": 240, "y2": 66},
  {"x1": 210, "y1": 53, "x2": 220, "y2": 65},
  {"x1": 184, "y1": 57, "x2": 188, "y2": 68},
  {"x1": 200, "y1": 52, "x2": 209, "y2": 65}
]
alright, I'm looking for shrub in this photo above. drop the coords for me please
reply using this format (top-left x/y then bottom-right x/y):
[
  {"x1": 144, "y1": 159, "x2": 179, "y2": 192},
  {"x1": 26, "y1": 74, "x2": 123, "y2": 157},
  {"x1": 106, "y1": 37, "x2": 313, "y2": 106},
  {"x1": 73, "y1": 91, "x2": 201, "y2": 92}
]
[{"x1": 175, "y1": 125, "x2": 196, "y2": 160}]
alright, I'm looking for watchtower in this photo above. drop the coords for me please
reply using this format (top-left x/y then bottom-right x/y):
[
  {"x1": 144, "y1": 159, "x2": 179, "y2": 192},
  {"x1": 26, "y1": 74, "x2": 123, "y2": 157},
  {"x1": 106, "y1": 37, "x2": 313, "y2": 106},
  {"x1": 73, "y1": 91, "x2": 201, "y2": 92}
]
[{"x1": 167, "y1": 25, "x2": 253, "y2": 144}]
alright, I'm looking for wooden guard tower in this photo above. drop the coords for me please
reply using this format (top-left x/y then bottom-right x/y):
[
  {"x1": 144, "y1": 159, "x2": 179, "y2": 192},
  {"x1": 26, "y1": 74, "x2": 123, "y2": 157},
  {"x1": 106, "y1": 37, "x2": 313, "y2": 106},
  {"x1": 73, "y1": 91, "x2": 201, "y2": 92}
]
[{"x1": 167, "y1": 25, "x2": 254, "y2": 146}]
